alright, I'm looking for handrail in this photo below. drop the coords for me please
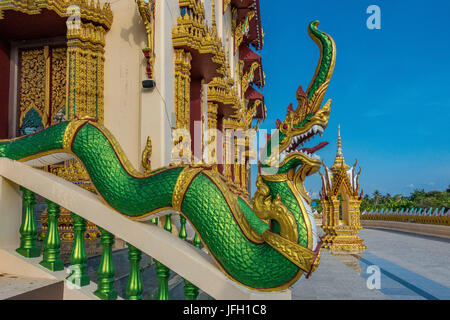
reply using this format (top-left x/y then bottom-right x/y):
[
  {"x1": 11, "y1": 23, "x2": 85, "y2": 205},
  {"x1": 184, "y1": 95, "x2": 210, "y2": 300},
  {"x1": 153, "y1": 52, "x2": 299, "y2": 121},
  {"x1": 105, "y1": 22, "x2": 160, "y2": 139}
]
[{"x1": 0, "y1": 158, "x2": 291, "y2": 300}]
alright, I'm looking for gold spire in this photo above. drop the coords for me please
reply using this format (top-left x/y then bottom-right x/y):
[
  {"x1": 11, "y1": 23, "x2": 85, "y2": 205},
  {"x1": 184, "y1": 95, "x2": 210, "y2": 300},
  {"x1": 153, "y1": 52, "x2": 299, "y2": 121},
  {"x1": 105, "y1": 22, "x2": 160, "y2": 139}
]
[
  {"x1": 337, "y1": 124, "x2": 343, "y2": 156},
  {"x1": 331, "y1": 125, "x2": 349, "y2": 171}
]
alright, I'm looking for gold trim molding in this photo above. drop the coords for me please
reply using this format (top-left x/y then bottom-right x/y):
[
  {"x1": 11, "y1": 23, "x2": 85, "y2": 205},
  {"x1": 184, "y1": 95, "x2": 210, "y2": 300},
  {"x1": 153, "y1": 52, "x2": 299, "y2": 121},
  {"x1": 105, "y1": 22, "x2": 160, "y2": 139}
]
[{"x1": 0, "y1": 0, "x2": 113, "y2": 29}]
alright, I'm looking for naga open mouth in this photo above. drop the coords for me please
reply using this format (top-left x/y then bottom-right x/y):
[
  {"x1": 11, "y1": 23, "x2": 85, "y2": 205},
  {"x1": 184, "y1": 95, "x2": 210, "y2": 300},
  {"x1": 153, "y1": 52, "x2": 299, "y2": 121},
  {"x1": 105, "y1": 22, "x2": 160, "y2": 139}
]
[{"x1": 280, "y1": 125, "x2": 328, "y2": 162}]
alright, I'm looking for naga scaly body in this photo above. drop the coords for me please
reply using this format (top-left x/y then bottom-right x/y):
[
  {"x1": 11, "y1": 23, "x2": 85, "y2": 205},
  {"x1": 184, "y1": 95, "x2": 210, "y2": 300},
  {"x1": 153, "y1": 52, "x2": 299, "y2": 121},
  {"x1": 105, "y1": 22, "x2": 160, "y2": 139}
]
[{"x1": 0, "y1": 21, "x2": 336, "y2": 291}]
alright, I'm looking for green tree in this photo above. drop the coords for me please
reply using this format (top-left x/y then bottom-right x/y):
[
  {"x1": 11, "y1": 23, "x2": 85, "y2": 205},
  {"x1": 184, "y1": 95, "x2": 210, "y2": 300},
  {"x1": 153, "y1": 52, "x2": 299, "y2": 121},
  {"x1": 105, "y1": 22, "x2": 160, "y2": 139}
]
[{"x1": 312, "y1": 199, "x2": 323, "y2": 213}]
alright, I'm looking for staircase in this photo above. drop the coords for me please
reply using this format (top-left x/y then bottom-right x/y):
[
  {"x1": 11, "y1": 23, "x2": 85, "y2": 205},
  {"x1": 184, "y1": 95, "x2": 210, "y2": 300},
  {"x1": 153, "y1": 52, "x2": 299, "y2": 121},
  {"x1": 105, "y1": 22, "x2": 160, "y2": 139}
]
[{"x1": 0, "y1": 158, "x2": 291, "y2": 300}]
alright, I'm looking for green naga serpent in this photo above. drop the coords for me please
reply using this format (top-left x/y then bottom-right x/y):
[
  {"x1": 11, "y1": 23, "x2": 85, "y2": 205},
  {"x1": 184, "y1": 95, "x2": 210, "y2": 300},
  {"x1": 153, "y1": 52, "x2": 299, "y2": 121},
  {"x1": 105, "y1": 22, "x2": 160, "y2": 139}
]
[{"x1": 0, "y1": 21, "x2": 335, "y2": 291}]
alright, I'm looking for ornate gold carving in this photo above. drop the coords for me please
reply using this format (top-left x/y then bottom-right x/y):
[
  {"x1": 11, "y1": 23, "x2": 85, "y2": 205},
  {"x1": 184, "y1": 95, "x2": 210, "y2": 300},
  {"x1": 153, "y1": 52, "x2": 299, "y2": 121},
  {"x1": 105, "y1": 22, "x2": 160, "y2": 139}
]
[
  {"x1": 174, "y1": 49, "x2": 192, "y2": 130},
  {"x1": 0, "y1": 0, "x2": 113, "y2": 30},
  {"x1": 207, "y1": 77, "x2": 240, "y2": 110},
  {"x1": 51, "y1": 47, "x2": 67, "y2": 124},
  {"x1": 142, "y1": 136, "x2": 153, "y2": 174},
  {"x1": 66, "y1": 22, "x2": 106, "y2": 123},
  {"x1": 262, "y1": 230, "x2": 320, "y2": 275},
  {"x1": 136, "y1": 0, "x2": 156, "y2": 78},
  {"x1": 19, "y1": 47, "x2": 47, "y2": 128},
  {"x1": 206, "y1": 102, "x2": 218, "y2": 165},
  {"x1": 241, "y1": 61, "x2": 259, "y2": 95},
  {"x1": 320, "y1": 127, "x2": 366, "y2": 251},
  {"x1": 172, "y1": 0, "x2": 226, "y2": 76},
  {"x1": 234, "y1": 10, "x2": 255, "y2": 54},
  {"x1": 252, "y1": 176, "x2": 299, "y2": 243},
  {"x1": 172, "y1": 167, "x2": 203, "y2": 212}
]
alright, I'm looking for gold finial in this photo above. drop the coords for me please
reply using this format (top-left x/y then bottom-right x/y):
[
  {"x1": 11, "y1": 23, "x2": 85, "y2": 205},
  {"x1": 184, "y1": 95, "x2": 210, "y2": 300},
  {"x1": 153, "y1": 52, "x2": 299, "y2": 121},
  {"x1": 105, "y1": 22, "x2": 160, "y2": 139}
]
[
  {"x1": 337, "y1": 124, "x2": 342, "y2": 156},
  {"x1": 331, "y1": 125, "x2": 349, "y2": 171}
]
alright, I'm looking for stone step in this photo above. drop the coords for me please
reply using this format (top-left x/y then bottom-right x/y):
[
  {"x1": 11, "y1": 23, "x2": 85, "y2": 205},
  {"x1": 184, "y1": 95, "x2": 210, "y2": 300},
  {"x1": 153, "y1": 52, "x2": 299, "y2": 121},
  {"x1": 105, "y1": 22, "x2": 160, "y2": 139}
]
[{"x1": 0, "y1": 272, "x2": 63, "y2": 300}]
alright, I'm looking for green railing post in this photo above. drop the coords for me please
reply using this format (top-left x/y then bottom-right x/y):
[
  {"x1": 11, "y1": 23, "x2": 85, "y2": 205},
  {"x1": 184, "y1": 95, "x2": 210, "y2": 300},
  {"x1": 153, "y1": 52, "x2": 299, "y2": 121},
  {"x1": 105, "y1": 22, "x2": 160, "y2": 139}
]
[
  {"x1": 94, "y1": 227, "x2": 117, "y2": 300},
  {"x1": 40, "y1": 200, "x2": 63, "y2": 271},
  {"x1": 66, "y1": 213, "x2": 90, "y2": 287},
  {"x1": 155, "y1": 260, "x2": 170, "y2": 300},
  {"x1": 155, "y1": 214, "x2": 171, "y2": 300},
  {"x1": 126, "y1": 243, "x2": 143, "y2": 300},
  {"x1": 184, "y1": 279, "x2": 199, "y2": 300},
  {"x1": 16, "y1": 187, "x2": 40, "y2": 258},
  {"x1": 178, "y1": 216, "x2": 200, "y2": 300},
  {"x1": 184, "y1": 232, "x2": 202, "y2": 300},
  {"x1": 179, "y1": 215, "x2": 187, "y2": 241},
  {"x1": 194, "y1": 233, "x2": 202, "y2": 249}
]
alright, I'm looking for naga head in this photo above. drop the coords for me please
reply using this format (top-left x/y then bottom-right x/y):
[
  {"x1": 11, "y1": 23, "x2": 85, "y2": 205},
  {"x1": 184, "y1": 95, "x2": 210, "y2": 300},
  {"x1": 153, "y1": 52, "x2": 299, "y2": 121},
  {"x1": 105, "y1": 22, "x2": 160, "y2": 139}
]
[
  {"x1": 251, "y1": 22, "x2": 336, "y2": 280},
  {"x1": 260, "y1": 21, "x2": 336, "y2": 186}
]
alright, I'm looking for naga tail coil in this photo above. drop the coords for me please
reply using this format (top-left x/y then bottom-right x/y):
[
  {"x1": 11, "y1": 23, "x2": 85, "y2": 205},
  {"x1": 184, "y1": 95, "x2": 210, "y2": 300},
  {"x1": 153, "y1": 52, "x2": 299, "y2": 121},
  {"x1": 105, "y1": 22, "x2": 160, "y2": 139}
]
[{"x1": 306, "y1": 20, "x2": 336, "y2": 101}]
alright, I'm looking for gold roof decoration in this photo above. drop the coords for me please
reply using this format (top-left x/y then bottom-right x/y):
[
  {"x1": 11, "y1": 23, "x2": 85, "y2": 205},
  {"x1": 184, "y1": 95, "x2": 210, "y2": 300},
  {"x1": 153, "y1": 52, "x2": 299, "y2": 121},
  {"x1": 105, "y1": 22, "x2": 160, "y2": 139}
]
[
  {"x1": 207, "y1": 77, "x2": 241, "y2": 113},
  {"x1": 67, "y1": 21, "x2": 106, "y2": 46},
  {"x1": 319, "y1": 126, "x2": 366, "y2": 251},
  {"x1": 319, "y1": 125, "x2": 363, "y2": 199},
  {"x1": 330, "y1": 124, "x2": 350, "y2": 172},
  {"x1": 223, "y1": 101, "x2": 257, "y2": 131},
  {"x1": 0, "y1": 0, "x2": 113, "y2": 29},
  {"x1": 172, "y1": 0, "x2": 226, "y2": 77},
  {"x1": 234, "y1": 9, "x2": 255, "y2": 54}
]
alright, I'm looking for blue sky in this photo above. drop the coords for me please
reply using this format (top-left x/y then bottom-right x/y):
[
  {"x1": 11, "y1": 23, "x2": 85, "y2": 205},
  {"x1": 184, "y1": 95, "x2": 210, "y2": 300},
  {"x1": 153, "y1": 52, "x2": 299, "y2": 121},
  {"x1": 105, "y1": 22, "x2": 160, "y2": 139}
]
[{"x1": 250, "y1": 0, "x2": 450, "y2": 198}]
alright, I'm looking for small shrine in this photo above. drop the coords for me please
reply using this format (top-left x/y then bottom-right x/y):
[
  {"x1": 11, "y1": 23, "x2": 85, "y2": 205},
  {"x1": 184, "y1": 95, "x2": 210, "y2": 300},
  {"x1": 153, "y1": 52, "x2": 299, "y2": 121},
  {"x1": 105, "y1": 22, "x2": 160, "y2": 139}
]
[{"x1": 319, "y1": 126, "x2": 367, "y2": 251}]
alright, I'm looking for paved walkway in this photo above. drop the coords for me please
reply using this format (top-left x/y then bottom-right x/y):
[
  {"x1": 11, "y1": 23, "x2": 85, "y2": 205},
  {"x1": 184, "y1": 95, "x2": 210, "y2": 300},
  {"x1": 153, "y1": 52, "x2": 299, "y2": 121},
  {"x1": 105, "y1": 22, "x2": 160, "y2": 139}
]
[{"x1": 292, "y1": 227, "x2": 450, "y2": 300}]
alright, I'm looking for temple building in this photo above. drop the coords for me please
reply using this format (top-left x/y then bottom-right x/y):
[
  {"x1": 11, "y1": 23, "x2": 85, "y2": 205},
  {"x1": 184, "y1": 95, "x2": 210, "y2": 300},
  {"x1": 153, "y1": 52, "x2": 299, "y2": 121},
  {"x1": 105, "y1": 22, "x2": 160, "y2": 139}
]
[
  {"x1": 319, "y1": 126, "x2": 367, "y2": 251},
  {"x1": 0, "y1": 0, "x2": 265, "y2": 238}
]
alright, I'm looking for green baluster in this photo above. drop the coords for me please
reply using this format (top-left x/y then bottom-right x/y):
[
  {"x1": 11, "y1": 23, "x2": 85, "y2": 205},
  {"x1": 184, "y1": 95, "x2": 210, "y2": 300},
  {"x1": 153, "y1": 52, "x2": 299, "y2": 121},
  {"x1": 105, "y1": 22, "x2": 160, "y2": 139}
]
[
  {"x1": 66, "y1": 213, "x2": 90, "y2": 287},
  {"x1": 179, "y1": 215, "x2": 187, "y2": 241},
  {"x1": 126, "y1": 243, "x2": 143, "y2": 300},
  {"x1": 16, "y1": 187, "x2": 40, "y2": 258},
  {"x1": 94, "y1": 227, "x2": 117, "y2": 300},
  {"x1": 184, "y1": 231, "x2": 202, "y2": 300},
  {"x1": 194, "y1": 232, "x2": 202, "y2": 249},
  {"x1": 155, "y1": 260, "x2": 170, "y2": 300},
  {"x1": 155, "y1": 214, "x2": 171, "y2": 300},
  {"x1": 164, "y1": 214, "x2": 172, "y2": 233},
  {"x1": 184, "y1": 279, "x2": 199, "y2": 300},
  {"x1": 39, "y1": 200, "x2": 63, "y2": 271}
]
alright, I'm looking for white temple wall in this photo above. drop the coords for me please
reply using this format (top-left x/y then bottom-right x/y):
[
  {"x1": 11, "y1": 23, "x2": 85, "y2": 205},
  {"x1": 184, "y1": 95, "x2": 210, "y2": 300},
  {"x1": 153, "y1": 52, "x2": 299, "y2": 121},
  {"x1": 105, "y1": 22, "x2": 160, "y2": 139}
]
[
  {"x1": 103, "y1": 0, "x2": 146, "y2": 169},
  {"x1": 138, "y1": 0, "x2": 180, "y2": 170},
  {"x1": 102, "y1": 0, "x2": 241, "y2": 171}
]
